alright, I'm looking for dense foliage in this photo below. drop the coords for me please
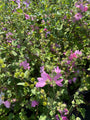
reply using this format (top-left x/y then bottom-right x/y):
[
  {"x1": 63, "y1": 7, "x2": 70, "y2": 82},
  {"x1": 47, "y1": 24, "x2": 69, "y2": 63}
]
[{"x1": 0, "y1": 0, "x2": 90, "y2": 120}]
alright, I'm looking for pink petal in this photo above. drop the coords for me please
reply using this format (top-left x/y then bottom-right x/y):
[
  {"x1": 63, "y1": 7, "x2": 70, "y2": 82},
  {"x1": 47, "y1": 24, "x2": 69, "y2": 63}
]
[
  {"x1": 56, "y1": 79, "x2": 63, "y2": 87},
  {"x1": 3, "y1": 101, "x2": 11, "y2": 108},
  {"x1": 36, "y1": 81, "x2": 46, "y2": 87},
  {"x1": 54, "y1": 74, "x2": 62, "y2": 81}
]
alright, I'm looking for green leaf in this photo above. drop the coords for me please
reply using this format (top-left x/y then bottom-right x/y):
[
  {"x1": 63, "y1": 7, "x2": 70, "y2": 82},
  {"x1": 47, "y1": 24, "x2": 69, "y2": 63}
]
[
  {"x1": 0, "y1": 32, "x2": 5, "y2": 35},
  {"x1": 87, "y1": 68, "x2": 90, "y2": 71},
  {"x1": 77, "y1": 108, "x2": 85, "y2": 119},
  {"x1": 17, "y1": 9, "x2": 23, "y2": 13},
  {"x1": 8, "y1": 113, "x2": 14, "y2": 120},
  {"x1": 12, "y1": 41, "x2": 17, "y2": 46},
  {"x1": 24, "y1": 70, "x2": 30, "y2": 78},
  {"x1": 76, "y1": 117, "x2": 81, "y2": 120},
  {"x1": 57, "y1": 114, "x2": 62, "y2": 120},
  {"x1": 39, "y1": 115, "x2": 47, "y2": 120},
  {"x1": 70, "y1": 114, "x2": 75, "y2": 120},
  {"x1": 17, "y1": 82, "x2": 25, "y2": 86},
  {"x1": 11, "y1": 51, "x2": 17, "y2": 56},
  {"x1": 75, "y1": 99, "x2": 85, "y2": 105}
]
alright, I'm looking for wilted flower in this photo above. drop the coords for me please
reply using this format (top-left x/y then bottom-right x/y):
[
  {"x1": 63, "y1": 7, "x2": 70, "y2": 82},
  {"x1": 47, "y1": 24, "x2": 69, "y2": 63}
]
[
  {"x1": 0, "y1": 92, "x2": 4, "y2": 105},
  {"x1": 17, "y1": 44, "x2": 20, "y2": 48},
  {"x1": 55, "y1": 115, "x2": 60, "y2": 120},
  {"x1": 45, "y1": 31, "x2": 50, "y2": 37},
  {"x1": 3, "y1": 101, "x2": 11, "y2": 108},
  {"x1": 68, "y1": 79, "x2": 72, "y2": 84},
  {"x1": 31, "y1": 100, "x2": 39, "y2": 107},
  {"x1": 40, "y1": 66, "x2": 44, "y2": 73},
  {"x1": 25, "y1": 14, "x2": 30, "y2": 20},
  {"x1": 73, "y1": 77, "x2": 77, "y2": 83},
  {"x1": 75, "y1": 2, "x2": 80, "y2": 8},
  {"x1": 23, "y1": 0, "x2": 31, "y2": 8},
  {"x1": 6, "y1": 32, "x2": 13, "y2": 37},
  {"x1": 20, "y1": 60, "x2": 30, "y2": 70}
]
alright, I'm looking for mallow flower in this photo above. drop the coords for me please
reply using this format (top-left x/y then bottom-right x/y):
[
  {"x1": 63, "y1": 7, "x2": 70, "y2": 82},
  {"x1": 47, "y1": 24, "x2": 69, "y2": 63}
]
[
  {"x1": 36, "y1": 67, "x2": 63, "y2": 88},
  {"x1": 36, "y1": 71, "x2": 51, "y2": 87},
  {"x1": 55, "y1": 66, "x2": 61, "y2": 73},
  {"x1": 74, "y1": 50, "x2": 82, "y2": 55},
  {"x1": 69, "y1": 53, "x2": 77, "y2": 60},
  {"x1": 74, "y1": 13, "x2": 83, "y2": 21}
]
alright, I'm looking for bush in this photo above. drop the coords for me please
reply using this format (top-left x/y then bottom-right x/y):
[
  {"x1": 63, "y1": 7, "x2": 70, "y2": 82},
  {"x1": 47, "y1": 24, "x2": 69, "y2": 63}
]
[{"x1": 0, "y1": 0, "x2": 90, "y2": 120}]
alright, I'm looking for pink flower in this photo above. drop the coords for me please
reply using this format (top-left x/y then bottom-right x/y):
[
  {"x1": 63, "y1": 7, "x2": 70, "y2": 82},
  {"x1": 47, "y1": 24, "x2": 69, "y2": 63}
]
[
  {"x1": 74, "y1": 13, "x2": 83, "y2": 21},
  {"x1": 55, "y1": 66, "x2": 61, "y2": 73},
  {"x1": 64, "y1": 109, "x2": 68, "y2": 115},
  {"x1": 31, "y1": 100, "x2": 39, "y2": 107},
  {"x1": 73, "y1": 77, "x2": 77, "y2": 83},
  {"x1": 16, "y1": 0, "x2": 20, "y2": 8},
  {"x1": 75, "y1": 2, "x2": 80, "y2": 8},
  {"x1": 23, "y1": 1, "x2": 31, "y2": 8},
  {"x1": 40, "y1": 66, "x2": 44, "y2": 73},
  {"x1": 36, "y1": 71, "x2": 51, "y2": 87},
  {"x1": 3, "y1": 101, "x2": 11, "y2": 108},
  {"x1": 25, "y1": 14, "x2": 30, "y2": 20},
  {"x1": 79, "y1": 4, "x2": 88, "y2": 12},
  {"x1": 53, "y1": 72, "x2": 63, "y2": 87},
  {"x1": 20, "y1": 60, "x2": 30, "y2": 70},
  {"x1": 42, "y1": 20, "x2": 45, "y2": 23},
  {"x1": 55, "y1": 115, "x2": 60, "y2": 120},
  {"x1": 74, "y1": 50, "x2": 82, "y2": 55},
  {"x1": 36, "y1": 69, "x2": 63, "y2": 88},
  {"x1": 7, "y1": 40, "x2": 12, "y2": 43},
  {"x1": 63, "y1": 15, "x2": 67, "y2": 20},
  {"x1": 44, "y1": 28, "x2": 47, "y2": 31},
  {"x1": 69, "y1": 53, "x2": 77, "y2": 60},
  {"x1": 55, "y1": 79, "x2": 63, "y2": 87},
  {"x1": 79, "y1": 4, "x2": 84, "y2": 12},
  {"x1": 87, "y1": 0, "x2": 90, "y2": 3},
  {"x1": 6, "y1": 32, "x2": 13, "y2": 36},
  {"x1": 84, "y1": 6, "x2": 88, "y2": 12},
  {"x1": 58, "y1": 108, "x2": 68, "y2": 116},
  {"x1": 58, "y1": 108, "x2": 69, "y2": 120},
  {"x1": 61, "y1": 116, "x2": 68, "y2": 120},
  {"x1": 68, "y1": 79, "x2": 72, "y2": 84},
  {"x1": 12, "y1": 99, "x2": 16, "y2": 102},
  {"x1": 17, "y1": 44, "x2": 20, "y2": 48},
  {"x1": 31, "y1": 16, "x2": 34, "y2": 21},
  {"x1": 75, "y1": 2, "x2": 88, "y2": 12}
]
